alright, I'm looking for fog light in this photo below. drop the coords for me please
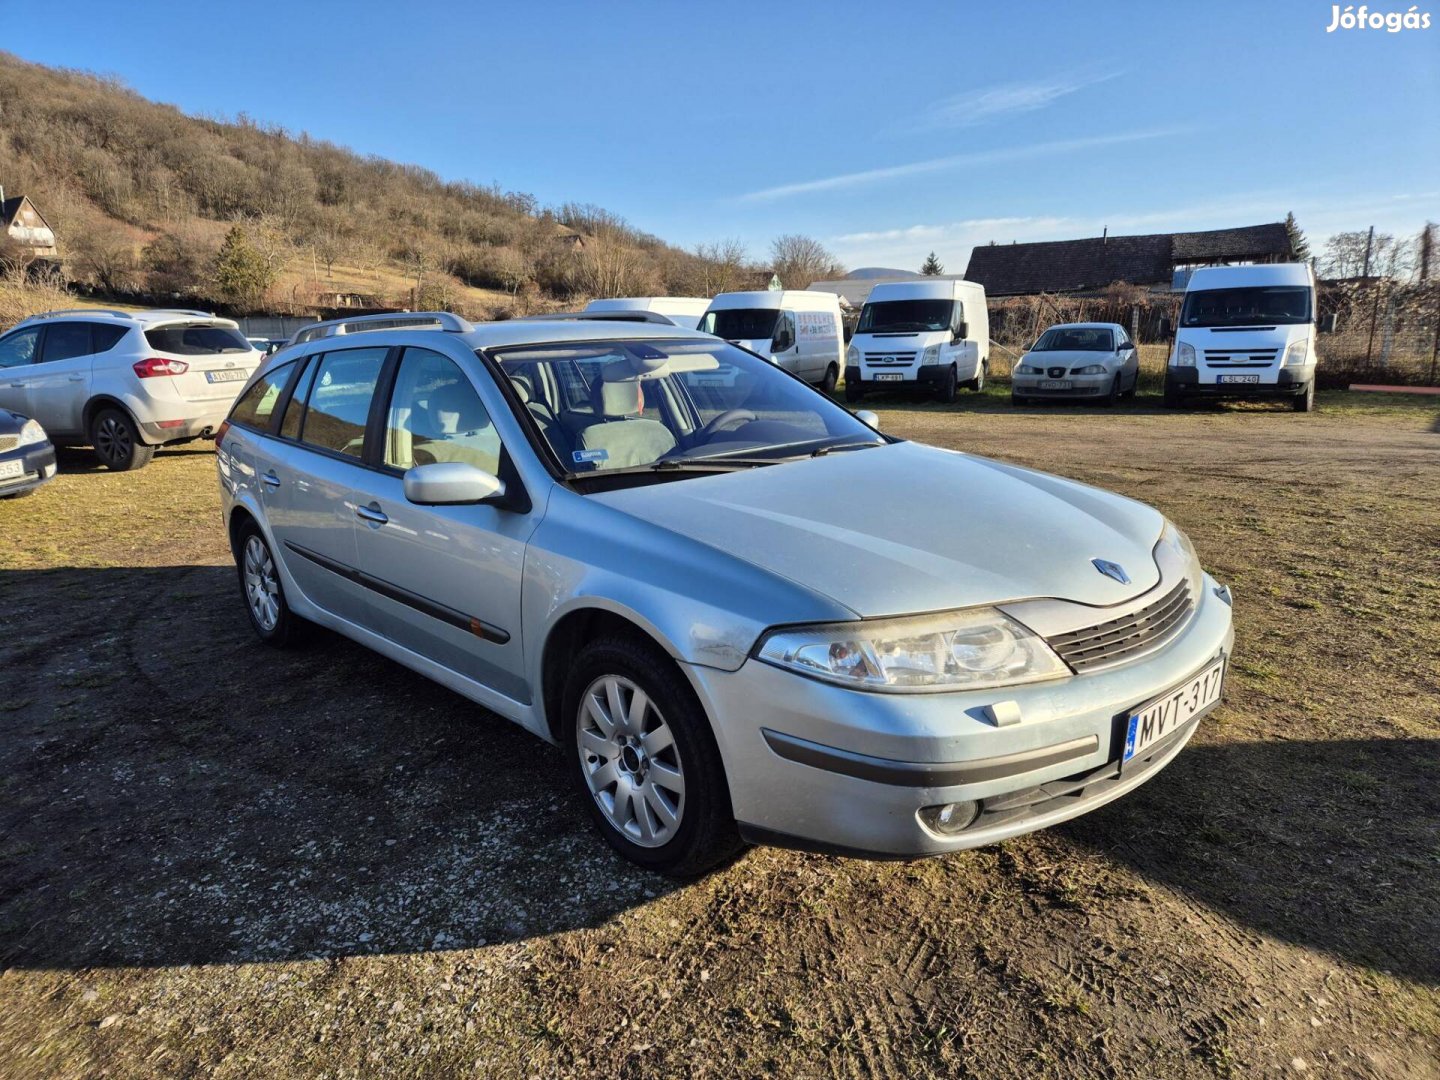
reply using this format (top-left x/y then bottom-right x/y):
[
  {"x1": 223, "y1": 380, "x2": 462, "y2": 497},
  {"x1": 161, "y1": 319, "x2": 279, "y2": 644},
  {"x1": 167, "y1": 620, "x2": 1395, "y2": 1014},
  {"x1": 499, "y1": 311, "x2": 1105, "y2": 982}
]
[{"x1": 919, "y1": 800, "x2": 978, "y2": 836}]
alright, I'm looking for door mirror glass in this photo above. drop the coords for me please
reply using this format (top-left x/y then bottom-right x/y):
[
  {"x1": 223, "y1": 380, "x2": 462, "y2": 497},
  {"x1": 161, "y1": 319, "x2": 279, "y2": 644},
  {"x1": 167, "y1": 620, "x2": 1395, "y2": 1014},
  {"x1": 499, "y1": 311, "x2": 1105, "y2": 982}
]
[
  {"x1": 403, "y1": 461, "x2": 505, "y2": 505},
  {"x1": 854, "y1": 409, "x2": 880, "y2": 430}
]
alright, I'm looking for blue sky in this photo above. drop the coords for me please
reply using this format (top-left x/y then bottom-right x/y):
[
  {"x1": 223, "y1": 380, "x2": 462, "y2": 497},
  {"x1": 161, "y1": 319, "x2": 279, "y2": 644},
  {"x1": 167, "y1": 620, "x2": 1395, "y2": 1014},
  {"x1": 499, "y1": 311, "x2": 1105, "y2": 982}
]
[{"x1": 10, "y1": 0, "x2": 1439, "y2": 273}]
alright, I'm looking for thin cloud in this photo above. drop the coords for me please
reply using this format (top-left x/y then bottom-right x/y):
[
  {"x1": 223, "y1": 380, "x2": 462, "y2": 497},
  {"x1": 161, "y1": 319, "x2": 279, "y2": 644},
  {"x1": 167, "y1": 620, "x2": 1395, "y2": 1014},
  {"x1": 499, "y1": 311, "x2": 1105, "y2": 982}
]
[
  {"x1": 736, "y1": 129, "x2": 1183, "y2": 203},
  {"x1": 915, "y1": 72, "x2": 1123, "y2": 131}
]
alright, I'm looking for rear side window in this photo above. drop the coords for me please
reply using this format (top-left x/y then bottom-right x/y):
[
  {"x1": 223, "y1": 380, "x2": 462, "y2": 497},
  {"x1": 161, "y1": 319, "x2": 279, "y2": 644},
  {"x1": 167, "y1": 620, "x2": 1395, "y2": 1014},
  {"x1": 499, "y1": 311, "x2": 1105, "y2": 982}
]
[
  {"x1": 93, "y1": 325, "x2": 128, "y2": 352},
  {"x1": 144, "y1": 324, "x2": 252, "y2": 355},
  {"x1": 299, "y1": 347, "x2": 387, "y2": 459},
  {"x1": 40, "y1": 322, "x2": 95, "y2": 363},
  {"x1": 229, "y1": 361, "x2": 297, "y2": 431},
  {"x1": 279, "y1": 356, "x2": 319, "y2": 440}
]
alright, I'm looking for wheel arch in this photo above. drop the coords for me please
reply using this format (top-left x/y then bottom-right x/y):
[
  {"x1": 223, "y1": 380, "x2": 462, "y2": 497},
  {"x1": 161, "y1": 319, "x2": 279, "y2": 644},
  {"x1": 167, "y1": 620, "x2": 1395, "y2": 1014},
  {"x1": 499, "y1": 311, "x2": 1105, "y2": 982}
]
[{"x1": 82, "y1": 395, "x2": 142, "y2": 440}]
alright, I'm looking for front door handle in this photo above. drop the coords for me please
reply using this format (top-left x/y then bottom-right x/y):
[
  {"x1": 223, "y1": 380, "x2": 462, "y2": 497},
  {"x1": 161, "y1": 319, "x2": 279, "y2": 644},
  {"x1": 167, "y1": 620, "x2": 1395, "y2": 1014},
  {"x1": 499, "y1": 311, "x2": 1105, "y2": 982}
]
[
  {"x1": 7, "y1": 382, "x2": 23, "y2": 388},
  {"x1": 355, "y1": 503, "x2": 389, "y2": 527},
  {"x1": 68, "y1": 375, "x2": 85, "y2": 382},
  {"x1": 262, "y1": 471, "x2": 281, "y2": 489}
]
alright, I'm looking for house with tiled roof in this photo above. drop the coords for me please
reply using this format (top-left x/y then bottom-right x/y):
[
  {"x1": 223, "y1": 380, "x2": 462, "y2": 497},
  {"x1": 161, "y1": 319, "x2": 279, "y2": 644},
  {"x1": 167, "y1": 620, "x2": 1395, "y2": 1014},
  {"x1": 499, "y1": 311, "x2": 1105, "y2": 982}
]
[{"x1": 965, "y1": 223, "x2": 1293, "y2": 297}]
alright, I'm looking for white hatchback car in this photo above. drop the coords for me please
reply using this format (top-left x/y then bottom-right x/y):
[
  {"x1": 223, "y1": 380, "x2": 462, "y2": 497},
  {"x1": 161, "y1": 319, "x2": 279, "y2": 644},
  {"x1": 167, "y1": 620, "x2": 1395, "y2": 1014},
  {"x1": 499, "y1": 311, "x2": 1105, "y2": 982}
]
[
  {"x1": 1012, "y1": 323, "x2": 1140, "y2": 406},
  {"x1": 0, "y1": 308, "x2": 261, "y2": 470}
]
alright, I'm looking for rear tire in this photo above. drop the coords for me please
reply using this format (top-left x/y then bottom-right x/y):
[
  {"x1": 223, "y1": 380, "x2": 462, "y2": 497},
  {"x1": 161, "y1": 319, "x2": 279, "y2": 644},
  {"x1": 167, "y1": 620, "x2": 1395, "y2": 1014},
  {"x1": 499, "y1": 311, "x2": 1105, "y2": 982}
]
[
  {"x1": 936, "y1": 365, "x2": 958, "y2": 403},
  {"x1": 235, "y1": 521, "x2": 306, "y2": 648},
  {"x1": 1292, "y1": 380, "x2": 1315, "y2": 412},
  {"x1": 564, "y1": 635, "x2": 742, "y2": 877},
  {"x1": 844, "y1": 379, "x2": 864, "y2": 403},
  {"x1": 820, "y1": 363, "x2": 838, "y2": 395},
  {"x1": 90, "y1": 408, "x2": 156, "y2": 471}
]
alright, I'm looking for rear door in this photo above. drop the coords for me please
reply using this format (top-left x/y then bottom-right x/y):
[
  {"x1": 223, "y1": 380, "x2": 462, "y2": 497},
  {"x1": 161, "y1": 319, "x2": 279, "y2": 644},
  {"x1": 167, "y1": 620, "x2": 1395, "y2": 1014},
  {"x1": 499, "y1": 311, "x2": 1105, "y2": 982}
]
[
  {"x1": 143, "y1": 321, "x2": 260, "y2": 410},
  {"x1": 0, "y1": 326, "x2": 42, "y2": 417}
]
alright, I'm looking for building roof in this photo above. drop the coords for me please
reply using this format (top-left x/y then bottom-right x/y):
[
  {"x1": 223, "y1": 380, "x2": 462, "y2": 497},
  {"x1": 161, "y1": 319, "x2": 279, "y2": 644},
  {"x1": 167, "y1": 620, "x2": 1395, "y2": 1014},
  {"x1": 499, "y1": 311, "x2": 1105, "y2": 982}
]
[
  {"x1": 965, "y1": 223, "x2": 1292, "y2": 296},
  {"x1": 1, "y1": 195, "x2": 28, "y2": 226}
]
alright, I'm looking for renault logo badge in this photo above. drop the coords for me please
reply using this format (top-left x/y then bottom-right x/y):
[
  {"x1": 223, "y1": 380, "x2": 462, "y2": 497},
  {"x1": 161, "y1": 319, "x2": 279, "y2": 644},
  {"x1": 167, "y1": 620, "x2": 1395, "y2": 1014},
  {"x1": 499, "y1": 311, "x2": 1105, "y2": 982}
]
[{"x1": 1092, "y1": 558, "x2": 1130, "y2": 584}]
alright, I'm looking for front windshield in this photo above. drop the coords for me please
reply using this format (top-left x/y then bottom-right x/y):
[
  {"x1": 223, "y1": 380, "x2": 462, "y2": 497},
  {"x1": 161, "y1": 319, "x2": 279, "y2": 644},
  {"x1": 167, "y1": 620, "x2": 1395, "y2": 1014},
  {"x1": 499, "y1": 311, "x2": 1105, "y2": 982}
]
[
  {"x1": 1180, "y1": 286, "x2": 1312, "y2": 327},
  {"x1": 856, "y1": 299, "x2": 955, "y2": 334},
  {"x1": 696, "y1": 308, "x2": 779, "y2": 340},
  {"x1": 492, "y1": 338, "x2": 879, "y2": 476},
  {"x1": 1033, "y1": 327, "x2": 1114, "y2": 351}
]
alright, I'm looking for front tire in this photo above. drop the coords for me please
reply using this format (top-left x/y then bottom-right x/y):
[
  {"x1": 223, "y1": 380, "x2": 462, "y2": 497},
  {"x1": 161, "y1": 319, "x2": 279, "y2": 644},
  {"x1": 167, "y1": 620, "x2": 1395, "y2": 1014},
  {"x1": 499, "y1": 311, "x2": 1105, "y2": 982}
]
[
  {"x1": 91, "y1": 407, "x2": 156, "y2": 471},
  {"x1": 564, "y1": 635, "x2": 741, "y2": 877},
  {"x1": 1103, "y1": 374, "x2": 1121, "y2": 407},
  {"x1": 936, "y1": 365, "x2": 958, "y2": 403},
  {"x1": 1162, "y1": 376, "x2": 1184, "y2": 409},
  {"x1": 235, "y1": 522, "x2": 305, "y2": 647},
  {"x1": 844, "y1": 378, "x2": 864, "y2": 403},
  {"x1": 1292, "y1": 380, "x2": 1315, "y2": 412}
]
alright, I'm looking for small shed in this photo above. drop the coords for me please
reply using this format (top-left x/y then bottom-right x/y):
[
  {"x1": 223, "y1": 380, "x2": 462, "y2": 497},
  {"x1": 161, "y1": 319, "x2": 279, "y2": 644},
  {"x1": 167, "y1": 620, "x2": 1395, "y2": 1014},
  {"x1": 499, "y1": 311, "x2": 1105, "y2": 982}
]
[{"x1": 0, "y1": 188, "x2": 57, "y2": 258}]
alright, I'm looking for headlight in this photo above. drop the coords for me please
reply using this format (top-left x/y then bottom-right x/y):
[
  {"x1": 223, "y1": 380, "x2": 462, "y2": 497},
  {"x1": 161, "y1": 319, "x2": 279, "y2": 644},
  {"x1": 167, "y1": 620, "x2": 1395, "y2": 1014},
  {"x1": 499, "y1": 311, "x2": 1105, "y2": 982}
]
[
  {"x1": 1284, "y1": 339, "x2": 1309, "y2": 366},
  {"x1": 1072, "y1": 364, "x2": 1106, "y2": 375},
  {"x1": 16, "y1": 419, "x2": 47, "y2": 448},
  {"x1": 920, "y1": 344, "x2": 940, "y2": 365},
  {"x1": 1157, "y1": 520, "x2": 1203, "y2": 596},
  {"x1": 1170, "y1": 342, "x2": 1196, "y2": 368},
  {"x1": 1014, "y1": 363, "x2": 1042, "y2": 375},
  {"x1": 756, "y1": 607, "x2": 1070, "y2": 692},
  {"x1": 846, "y1": 344, "x2": 859, "y2": 364}
]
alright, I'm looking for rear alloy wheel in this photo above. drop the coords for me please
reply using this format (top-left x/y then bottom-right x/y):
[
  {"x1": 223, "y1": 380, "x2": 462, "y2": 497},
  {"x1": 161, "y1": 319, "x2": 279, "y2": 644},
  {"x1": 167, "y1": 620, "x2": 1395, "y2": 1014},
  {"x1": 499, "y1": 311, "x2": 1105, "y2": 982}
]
[
  {"x1": 966, "y1": 361, "x2": 987, "y2": 393},
  {"x1": 1292, "y1": 380, "x2": 1315, "y2": 412},
  {"x1": 236, "y1": 523, "x2": 304, "y2": 647},
  {"x1": 820, "y1": 363, "x2": 839, "y2": 395},
  {"x1": 90, "y1": 407, "x2": 156, "y2": 471},
  {"x1": 565, "y1": 636, "x2": 741, "y2": 876},
  {"x1": 936, "y1": 365, "x2": 958, "y2": 403}
]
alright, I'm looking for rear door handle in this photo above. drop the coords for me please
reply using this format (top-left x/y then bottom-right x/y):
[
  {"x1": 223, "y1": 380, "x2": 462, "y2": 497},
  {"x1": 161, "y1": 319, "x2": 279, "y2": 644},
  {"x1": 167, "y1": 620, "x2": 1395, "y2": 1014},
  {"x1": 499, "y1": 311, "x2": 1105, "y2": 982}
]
[
  {"x1": 68, "y1": 375, "x2": 85, "y2": 382},
  {"x1": 7, "y1": 382, "x2": 23, "y2": 388},
  {"x1": 262, "y1": 471, "x2": 281, "y2": 488},
  {"x1": 355, "y1": 503, "x2": 388, "y2": 527}
]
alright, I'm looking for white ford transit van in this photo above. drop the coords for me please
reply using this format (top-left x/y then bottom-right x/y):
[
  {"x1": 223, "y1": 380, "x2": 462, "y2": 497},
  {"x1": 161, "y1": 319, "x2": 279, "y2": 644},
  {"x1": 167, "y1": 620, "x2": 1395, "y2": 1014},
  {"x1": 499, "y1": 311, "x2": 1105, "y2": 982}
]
[
  {"x1": 584, "y1": 297, "x2": 712, "y2": 331},
  {"x1": 1165, "y1": 263, "x2": 1318, "y2": 412},
  {"x1": 845, "y1": 279, "x2": 989, "y2": 403},
  {"x1": 697, "y1": 291, "x2": 845, "y2": 390}
]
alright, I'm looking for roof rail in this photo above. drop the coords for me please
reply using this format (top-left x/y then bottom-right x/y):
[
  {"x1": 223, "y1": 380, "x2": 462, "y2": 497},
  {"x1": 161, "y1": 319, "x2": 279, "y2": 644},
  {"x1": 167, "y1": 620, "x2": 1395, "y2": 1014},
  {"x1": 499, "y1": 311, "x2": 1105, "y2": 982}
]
[
  {"x1": 22, "y1": 308, "x2": 133, "y2": 321},
  {"x1": 290, "y1": 311, "x2": 475, "y2": 346}
]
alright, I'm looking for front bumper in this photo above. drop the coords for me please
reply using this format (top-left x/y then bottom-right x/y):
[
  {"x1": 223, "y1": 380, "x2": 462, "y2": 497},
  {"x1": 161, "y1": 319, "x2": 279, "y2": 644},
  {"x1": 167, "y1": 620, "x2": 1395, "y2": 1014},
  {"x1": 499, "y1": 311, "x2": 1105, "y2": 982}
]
[
  {"x1": 845, "y1": 364, "x2": 949, "y2": 390},
  {"x1": 1168, "y1": 365, "x2": 1312, "y2": 398},
  {"x1": 1012, "y1": 372, "x2": 1114, "y2": 398},
  {"x1": 0, "y1": 442, "x2": 58, "y2": 496},
  {"x1": 687, "y1": 573, "x2": 1234, "y2": 857}
]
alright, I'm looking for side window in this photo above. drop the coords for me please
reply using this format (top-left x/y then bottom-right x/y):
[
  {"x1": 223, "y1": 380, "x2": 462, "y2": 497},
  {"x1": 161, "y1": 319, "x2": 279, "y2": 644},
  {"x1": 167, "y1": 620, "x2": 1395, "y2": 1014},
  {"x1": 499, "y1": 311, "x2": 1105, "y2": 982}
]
[
  {"x1": 772, "y1": 312, "x2": 796, "y2": 351},
  {"x1": 40, "y1": 322, "x2": 94, "y2": 363},
  {"x1": 229, "y1": 361, "x2": 297, "y2": 431},
  {"x1": 384, "y1": 348, "x2": 501, "y2": 475},
  {"x1": 0, "y1": 327, "x2": 41, "y2": 368},
  {"x1": 300, "y1": 347, "x2": 387, "y2": 459},
  {"x1": 92, "y1": 325, "x2": 128, "y2": 353},
  {"x1": 278, "y1": 355, "x2": 318, "y2": 441}
]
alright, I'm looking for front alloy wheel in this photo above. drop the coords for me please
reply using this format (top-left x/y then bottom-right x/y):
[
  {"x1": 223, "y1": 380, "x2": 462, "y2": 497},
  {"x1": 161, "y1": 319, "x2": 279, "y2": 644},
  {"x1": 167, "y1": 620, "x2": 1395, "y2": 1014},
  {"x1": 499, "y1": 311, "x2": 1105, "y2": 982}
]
[{"x1": 577, "y1": 675, "x2": 685, "y2": 848}]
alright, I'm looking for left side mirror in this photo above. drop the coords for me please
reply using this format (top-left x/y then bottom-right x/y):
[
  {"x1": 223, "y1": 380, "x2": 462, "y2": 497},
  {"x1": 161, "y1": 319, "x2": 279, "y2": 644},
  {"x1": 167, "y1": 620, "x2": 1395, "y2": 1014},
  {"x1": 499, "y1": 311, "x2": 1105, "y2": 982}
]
[
  {"x1": 953, "y1": 322, "x2": 968, "y2": 341},
  {"x1": 855, "y1": 409, "x2": 880, "y2": 430},
  {"x1": 404, "y1": 461, "x2": 505, "y2": 505}
]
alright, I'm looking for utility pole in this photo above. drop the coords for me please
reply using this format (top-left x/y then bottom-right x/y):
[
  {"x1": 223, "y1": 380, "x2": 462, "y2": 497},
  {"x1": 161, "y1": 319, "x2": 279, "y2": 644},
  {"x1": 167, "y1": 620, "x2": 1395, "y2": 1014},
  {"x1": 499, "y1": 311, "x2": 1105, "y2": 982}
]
[{"x1": 1361, "y1": 225, "x2": 1375, "y2": 278}]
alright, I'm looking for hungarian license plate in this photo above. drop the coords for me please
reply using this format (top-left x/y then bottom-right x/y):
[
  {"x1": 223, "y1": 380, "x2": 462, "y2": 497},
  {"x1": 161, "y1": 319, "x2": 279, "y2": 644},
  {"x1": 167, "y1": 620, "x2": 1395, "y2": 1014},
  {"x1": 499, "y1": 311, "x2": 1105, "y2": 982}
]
[
  {"x1": 1123, "y1": 656, "x2": 1226, "y2": 765},
  {"x1": 1217, "y1": 374, "x2": 1260, "y2": 384},
  {"x1": 874, "y1": 372, "x2": 905, "y2": 382},
  {"x1": 0, "y1": 459, "x2": 25, "y2": 481},
  {"x1": 1040, "y1": 379, "x2": 1071, "y2": 390},
  {"x1": 206, "y1": 368, "x2": 249, "y2": 384}
]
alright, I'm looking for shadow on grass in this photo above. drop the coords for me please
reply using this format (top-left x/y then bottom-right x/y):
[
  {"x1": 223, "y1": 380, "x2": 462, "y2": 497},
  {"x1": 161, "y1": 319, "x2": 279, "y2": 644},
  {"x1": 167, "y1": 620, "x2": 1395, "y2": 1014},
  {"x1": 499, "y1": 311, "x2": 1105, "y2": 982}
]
[
  {"x1": 54, "y1": 444, "x2": 216, "y2": 476},
  {"x1": 2, "y1": 564, "x2": 1435, "y2": 983}
]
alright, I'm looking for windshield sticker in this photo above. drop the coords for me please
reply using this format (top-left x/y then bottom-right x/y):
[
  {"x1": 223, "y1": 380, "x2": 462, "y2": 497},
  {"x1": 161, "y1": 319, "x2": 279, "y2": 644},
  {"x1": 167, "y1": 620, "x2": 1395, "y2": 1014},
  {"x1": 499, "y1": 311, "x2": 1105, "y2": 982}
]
[{"x1": 573, "y1": 448, "x2": 609, "y2": 463}]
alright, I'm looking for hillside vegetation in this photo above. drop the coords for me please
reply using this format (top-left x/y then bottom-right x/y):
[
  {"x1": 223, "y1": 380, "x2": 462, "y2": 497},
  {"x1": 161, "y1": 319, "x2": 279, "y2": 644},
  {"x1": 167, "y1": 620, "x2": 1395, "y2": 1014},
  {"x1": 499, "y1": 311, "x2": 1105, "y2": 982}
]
[{"x1": 0, "y1": 52, "x2": 803, "y2": 319}]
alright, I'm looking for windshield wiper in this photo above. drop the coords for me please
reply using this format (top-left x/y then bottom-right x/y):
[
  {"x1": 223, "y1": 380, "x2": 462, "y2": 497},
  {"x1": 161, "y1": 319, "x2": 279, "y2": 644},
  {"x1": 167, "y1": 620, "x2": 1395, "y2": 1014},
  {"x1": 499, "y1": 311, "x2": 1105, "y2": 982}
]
[{"x1": 810, "y1": 439, "x2": 885, "y2": 457}]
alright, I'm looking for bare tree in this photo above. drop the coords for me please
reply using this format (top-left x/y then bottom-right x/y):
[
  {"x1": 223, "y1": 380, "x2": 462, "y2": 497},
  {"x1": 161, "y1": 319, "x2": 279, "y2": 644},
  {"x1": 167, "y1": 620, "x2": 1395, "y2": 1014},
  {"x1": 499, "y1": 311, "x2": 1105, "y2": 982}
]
[
  {"x1": 769, "y1": 234, "x2": 844, "y2": 289},
  {"x1": 694, "y1": 238, "x2": 749, "y2": 295},
  {"x1": 72, "y1": 222, "x2": 139, "y2": 293}
]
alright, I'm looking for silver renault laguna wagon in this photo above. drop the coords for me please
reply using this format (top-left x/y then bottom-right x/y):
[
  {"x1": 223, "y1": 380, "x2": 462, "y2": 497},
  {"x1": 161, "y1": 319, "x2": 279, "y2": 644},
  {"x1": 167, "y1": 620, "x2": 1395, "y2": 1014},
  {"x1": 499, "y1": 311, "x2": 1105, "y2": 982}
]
[{"x1": 216, "y1": 312, "x2": 1234, "y2": 875}]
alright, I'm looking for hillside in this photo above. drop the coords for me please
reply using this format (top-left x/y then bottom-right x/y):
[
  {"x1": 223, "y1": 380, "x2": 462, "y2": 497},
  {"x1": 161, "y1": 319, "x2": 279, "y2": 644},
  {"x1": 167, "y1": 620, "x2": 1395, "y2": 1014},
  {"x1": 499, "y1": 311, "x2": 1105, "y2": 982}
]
[{"x1": 0, "y1": 52, "x2": 741, "y2": 319}]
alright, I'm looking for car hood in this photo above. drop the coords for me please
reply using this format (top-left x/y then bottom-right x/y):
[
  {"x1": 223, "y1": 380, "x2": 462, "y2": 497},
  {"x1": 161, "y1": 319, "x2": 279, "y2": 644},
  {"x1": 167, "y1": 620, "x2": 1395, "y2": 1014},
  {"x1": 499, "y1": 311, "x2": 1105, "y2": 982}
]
[
  {"x1": 591, "y1": 442, "x2": 1164, "y2": 617},
  {"x1": 1021, "y1": 349, "x2": 1116, "y2": 366}
]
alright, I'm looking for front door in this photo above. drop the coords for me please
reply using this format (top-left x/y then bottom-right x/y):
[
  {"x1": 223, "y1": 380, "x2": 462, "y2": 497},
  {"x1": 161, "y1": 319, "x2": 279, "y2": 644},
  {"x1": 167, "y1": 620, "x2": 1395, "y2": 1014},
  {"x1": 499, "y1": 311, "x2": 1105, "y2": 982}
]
[
  {"x1": 0, "y1": 326, "x2": 43, "y2": 419},
  {"x1": 350, "y1": 346, "x2": 535, "y2": 702},
  {"x1": 27, "y1": 320, "x2": 95, "y2": 437}
]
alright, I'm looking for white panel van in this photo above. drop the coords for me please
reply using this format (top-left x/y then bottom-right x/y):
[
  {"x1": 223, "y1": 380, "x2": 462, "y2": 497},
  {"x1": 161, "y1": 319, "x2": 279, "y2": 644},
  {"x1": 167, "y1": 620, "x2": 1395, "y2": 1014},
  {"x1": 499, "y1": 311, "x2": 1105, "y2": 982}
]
[
  {"x1": 1165, "y1": 263, "x2": 1318, "y2": 411},
  {"x1": 697, "y1": 291, "x2": 845, "y2": 390},
  {"x1": 584, "y1": 297, "x2": 712, "y2": 331},
  {"x1": 845, "y1": 280, "x2": 989, "y2": 403}
]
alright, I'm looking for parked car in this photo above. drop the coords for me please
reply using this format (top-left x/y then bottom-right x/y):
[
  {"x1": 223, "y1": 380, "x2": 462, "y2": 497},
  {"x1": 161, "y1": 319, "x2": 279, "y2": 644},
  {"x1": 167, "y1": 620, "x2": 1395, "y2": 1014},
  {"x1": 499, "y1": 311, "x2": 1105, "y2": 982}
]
[
  {"x1": 248, "y1": 337, "x2": 288, "y2": 356},
  {"x1": 584, "y1": 297, "x2": 711, "y2": 330},
  {"x1": 1011, "y1": 323, "x2": 1140, "y2": 405},
  {"x1": 216, "y1": 312, "x2": 1234, "y2": 875},
  {"x1": 1166, "y1": 262, "x2": 1318, "y2": 411},
  {"x1": 845, "y1": 279, "x2": 990, "y2": 403},
  {"x1": 0, "y1": 407, "x2": 56, "y2": 497},
  {"x1": 697, "y1": 291, "x2": 845, "y2": 391},
  {"x1": 0, "y1": 309, "x2": 261, "y2": 470}
]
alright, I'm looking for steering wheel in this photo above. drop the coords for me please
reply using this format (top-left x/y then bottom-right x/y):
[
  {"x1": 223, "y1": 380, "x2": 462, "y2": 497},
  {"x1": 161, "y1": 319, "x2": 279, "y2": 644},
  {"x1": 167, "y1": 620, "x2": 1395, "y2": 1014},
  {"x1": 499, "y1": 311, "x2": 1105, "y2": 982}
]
[{"x1": 698, "y1": 408, "x2": 757, "y2": 438}]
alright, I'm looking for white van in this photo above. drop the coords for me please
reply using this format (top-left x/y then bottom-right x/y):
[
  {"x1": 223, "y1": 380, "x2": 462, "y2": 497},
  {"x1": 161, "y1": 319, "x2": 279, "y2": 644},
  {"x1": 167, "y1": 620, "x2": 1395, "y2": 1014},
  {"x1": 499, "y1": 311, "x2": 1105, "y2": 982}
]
[
  {"x1": 845, "y1": 279, "x2": 989, "y2": 403},
  {"x1": 584, "y1": 296, "x2": 712, "y2": 331},
  {"x1": 697, "y1": 291, "x2": 845, "y2": 390},
  {"x1": 1166, "y1": 263, "x2": 1318, "y2": 412}
]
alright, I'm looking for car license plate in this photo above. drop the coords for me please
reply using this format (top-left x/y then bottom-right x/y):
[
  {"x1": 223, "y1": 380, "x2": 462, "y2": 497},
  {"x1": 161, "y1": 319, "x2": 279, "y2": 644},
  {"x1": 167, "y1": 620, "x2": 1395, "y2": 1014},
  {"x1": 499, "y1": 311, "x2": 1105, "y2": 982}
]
[
  {"x1": 1217, "y1": 374, "x2": 1260, "y2": 384},
  {"x1": 206, "y1": 368, "x2": 249, "y2": 383},
  {"x1": 874, "y1": 372, "x2": 905, "y2": 382},
  {"x1": 0, "y1": 459, "x2": 25, "y2": 481},
  {"x1": 1039, "y1": 379, "x2": 1071, "y2": 390},
  {"x1": 1123, "y1": 656, "x2": 1226, "y2": 765}
]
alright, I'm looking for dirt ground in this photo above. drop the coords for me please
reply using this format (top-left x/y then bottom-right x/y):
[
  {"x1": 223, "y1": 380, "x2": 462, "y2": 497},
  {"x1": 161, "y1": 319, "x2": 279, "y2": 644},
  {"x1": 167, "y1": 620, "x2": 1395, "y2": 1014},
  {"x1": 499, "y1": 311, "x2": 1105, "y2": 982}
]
[{"x1": 1, "y1": 390, "x2": 1437, "y2": 1079}]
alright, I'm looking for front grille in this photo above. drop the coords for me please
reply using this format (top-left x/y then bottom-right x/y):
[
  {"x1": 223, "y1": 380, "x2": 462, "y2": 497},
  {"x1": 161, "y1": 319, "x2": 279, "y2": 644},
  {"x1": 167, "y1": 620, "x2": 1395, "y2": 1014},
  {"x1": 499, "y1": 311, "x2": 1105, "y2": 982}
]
[
  {"x1": 1046, "y1": 578, "x2": 1194, "y2": 672},
  {"x1": 1047, "y1": 366, "x2": 1068, "y2": 378},
  {"x1": 1204, "y1": 348, "x2": 1278, "y2": 365},
  {"x1": 0, "y1": 435, "x2": 16, "y2": 452},
  {"x1": 864, "y1": 351, "x2": 917, "y2": 367}
]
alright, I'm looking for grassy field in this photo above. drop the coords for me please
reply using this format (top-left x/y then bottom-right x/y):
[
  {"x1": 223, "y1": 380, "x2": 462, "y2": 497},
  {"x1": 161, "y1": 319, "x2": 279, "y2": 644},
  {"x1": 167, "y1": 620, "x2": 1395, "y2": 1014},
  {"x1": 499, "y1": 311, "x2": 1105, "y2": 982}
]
[{"x1": 1, "y1": 391, "x2": 1437, "y2": 1078}]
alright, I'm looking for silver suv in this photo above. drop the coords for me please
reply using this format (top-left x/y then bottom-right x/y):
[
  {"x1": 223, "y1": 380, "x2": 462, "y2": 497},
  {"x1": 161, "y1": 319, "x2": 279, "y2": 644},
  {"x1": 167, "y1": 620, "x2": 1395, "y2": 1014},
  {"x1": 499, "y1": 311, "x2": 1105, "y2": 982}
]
[
  {"x1": 216, "y1": 312, "x2": 1233, "y2": 875},
  {"x1": 0, "y1": 308, "x2": 260, "y2": 470}
]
